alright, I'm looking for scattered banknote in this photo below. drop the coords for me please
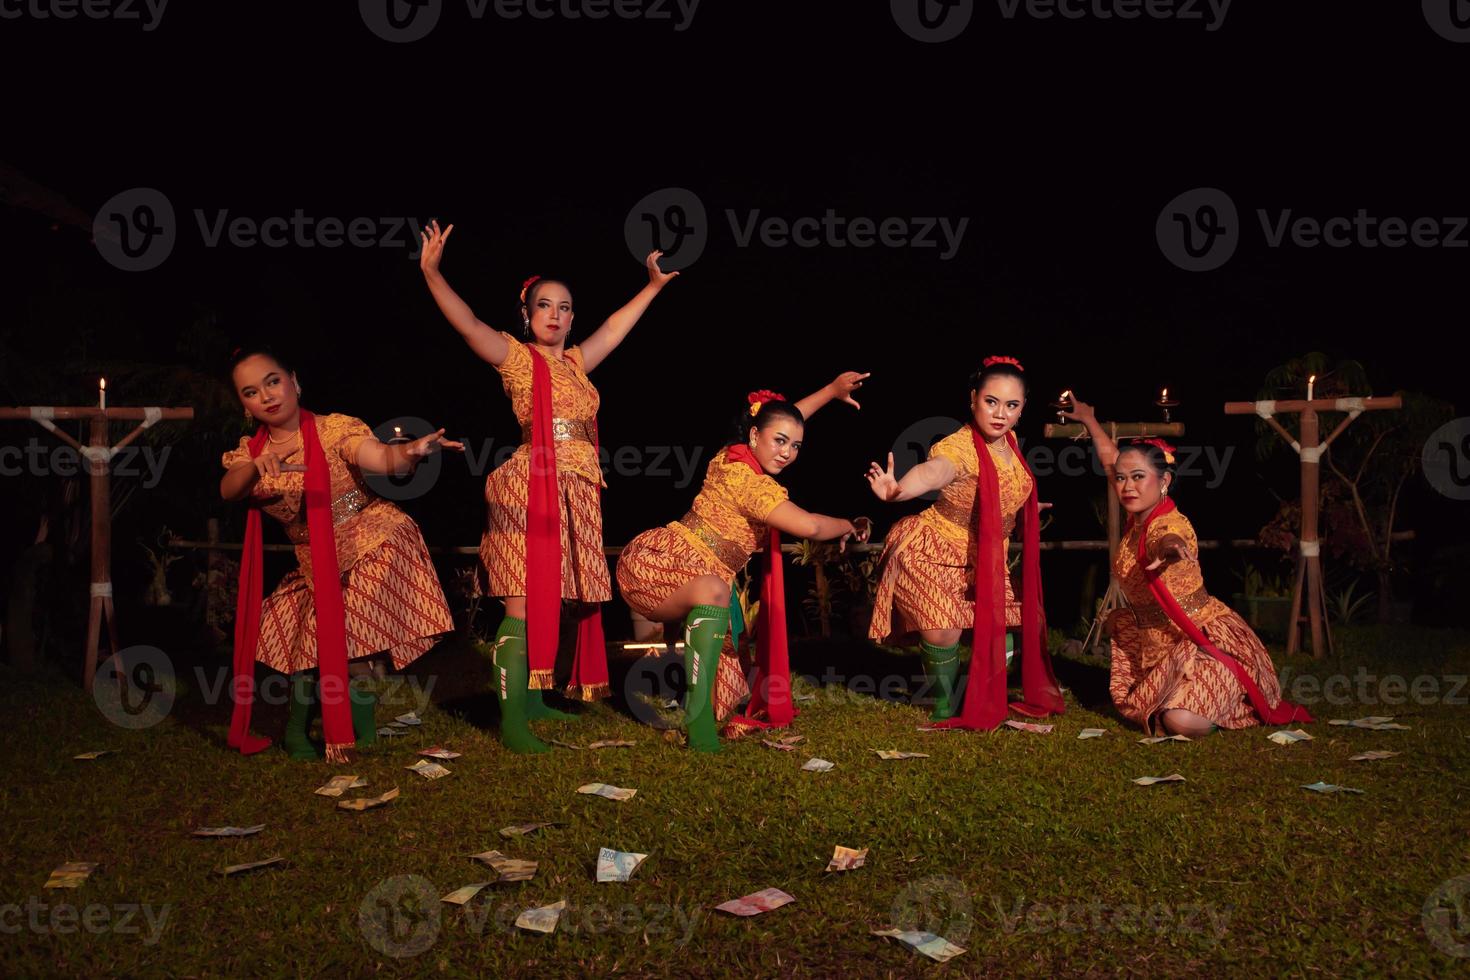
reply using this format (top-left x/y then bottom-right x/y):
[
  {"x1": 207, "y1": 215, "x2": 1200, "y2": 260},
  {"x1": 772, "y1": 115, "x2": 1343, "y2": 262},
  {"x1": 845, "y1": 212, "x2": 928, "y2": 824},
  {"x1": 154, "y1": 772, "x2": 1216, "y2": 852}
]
[
  {"x1": 916, "y1": 725, "x2": 961, "y2": 733},
  {"x1": 872, "y1": 929, "x2": 967, "y2": 963},
  {"x1": 588, "y1": 740, "x2": 636, "y2": 750},
  {"x1": 192, "y1": 825, "x2": 266, "y2": 838},
  {"x1": 596, "y1": 848, "x2": 648, "y2": 883},
  {"x1": 441, "y1": 882, "x2": 493, "y2": 906},
  {"x1": 515, "y1": 899, "x2": 568, "y2": 934},
  {"x1": 337, "y1": 787, "x2": 400, "y2": 812},
  {"x1": 44, "y1": 862, "x2": 98, "y2": 889},
  {"x1": 394, "y1": 712, "x2": 422, "y2": 726},
  {"x1": 498, "y1": 822, "x2": 559, "y2": 839},
  {"x1": 73, "y1": 750, "x2": 116, "y2": 760},
  {"x1": 314, "y1": 775, "x2": 369, "y2": 798},
  {"x1": 1138, "y1": 734, "x2": 1192, "y2": 744},
  {"x1": 825, "y1": 846, "x2": 868, "y2": 873},
  {"x1": 577, "y1": 783, "x2": 636, "y2": 802},
  {"x1": 1077, "y1": 729, "x2": 1107, "y2": 740},
  {"x1": 661, "y1": 698, "x2": 680, "y2": 710},
  {"x1": 762, "y1": 739, "x2": 798, "y2": 752},
  {"x1": 715, "y1": 888, "x2": 795, "y2": 916},
  {"x1": 377, "y1": 727, "x2": 409, "y2": 737},
  {"x1": 802, "y1": 758, "x2": 835, "y2": 773},
  {"x1": 874, "y1": 750, "x2": 929, "y2": 761},
  {"x1": 551, "y1": 739, "x2": 585, "y2": 750},
  {"x1": 1329, "y1": 717, "x2": 1409, "y2": 730},
  {"x1": 470, "y1": 850, "x2": 538, "y2": 882},
  {"x1": 794, "y1": 693, "x2": 817, "y2": 703},
  {"x1": 1267, "y1": 729, "x2": 1314, "y2": 745},
  {"x1": 417, "y1": 747, "x2": 462, "y2": 760},
  {"x1": 217, "y1": 856, "x2": 285, "y2": 876},
  {"x1": 1349, "y1": 750, "x2": 1399, "y2": 762},
  {"x1": 406, "y1": 759, "x2": 452, "y2": 780},
  {"x1": 1004, "y1": 721, "x2": 1053, "y2": 734},
  {"x1": 1301, "y1": 781, "x2": 1365, "y2": 794},
  {"x1": 1132, "y1": 773, "x2": 1187, "y2": 786}
]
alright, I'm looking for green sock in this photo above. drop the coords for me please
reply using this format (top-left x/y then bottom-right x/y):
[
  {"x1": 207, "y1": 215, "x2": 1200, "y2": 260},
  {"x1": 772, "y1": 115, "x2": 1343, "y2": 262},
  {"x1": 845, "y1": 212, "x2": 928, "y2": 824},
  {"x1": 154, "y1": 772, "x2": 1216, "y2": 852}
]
[
  {"x1": 495, "y1": 616, "x2": 578, "y2": 722},
  {"x1": 491, "y1": 617, "x2": 549, "y2": 754},
  {"x1": 683, "y1": 605, "x2": 729, "y2": 753},
  {"x1": 350, "y1": 675, "x2": 378, "y2": 745},
  {"x1": 1006, "y1": 631, "x2": 1015, "y2": 668},
  {"x1": 920, "y1": 641, "x2": 961, "y2": 721},
  {"x1": 283, "y1": 670, "x2": 321, "y2": 760}
]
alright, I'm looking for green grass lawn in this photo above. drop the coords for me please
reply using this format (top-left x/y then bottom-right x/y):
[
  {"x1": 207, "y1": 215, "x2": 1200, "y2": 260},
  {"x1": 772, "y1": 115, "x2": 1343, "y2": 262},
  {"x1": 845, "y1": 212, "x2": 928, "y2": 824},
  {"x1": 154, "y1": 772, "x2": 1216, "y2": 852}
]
[{"x1": 4, "y1": 625, "x2": 1469, "y2": 977}]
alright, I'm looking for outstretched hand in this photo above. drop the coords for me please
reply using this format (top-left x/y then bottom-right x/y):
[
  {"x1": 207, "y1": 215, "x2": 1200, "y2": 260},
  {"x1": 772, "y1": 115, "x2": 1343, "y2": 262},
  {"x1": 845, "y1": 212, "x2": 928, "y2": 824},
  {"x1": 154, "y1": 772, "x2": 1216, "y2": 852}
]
[
  {"x1": 1144, "y1": 536, "x2": 1197, "y2": 572},
  {"x1": 419, "y1": 220, "x2": 454, "y2": 276},
  {"x1": 406, "y1": 428, "x2": 465, "y2": 459},
  {"x1": 646, "y1": 250, "x2": 679, "y2": 289},
  {"x1": 866, "y1": 453, "x2": 902, "y2": 502},
  {"x1": 829, "y1": 371, "x2": 871, "y2": 410}
]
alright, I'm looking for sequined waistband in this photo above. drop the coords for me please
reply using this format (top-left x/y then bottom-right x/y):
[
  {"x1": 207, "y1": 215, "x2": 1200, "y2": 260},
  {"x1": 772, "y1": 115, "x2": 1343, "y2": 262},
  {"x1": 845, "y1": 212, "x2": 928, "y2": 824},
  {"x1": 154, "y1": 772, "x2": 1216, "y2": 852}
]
[
  {"x1": 286, "y1": 488, "x2": 374, "y2": 543},
  {"x1": 674, "y1": 511, "x2": 751, "y2": 574},
  {"x1": 1132, "y1": 587, "x2": 1214, "y2": 629},
  {"x1": 932, "y1": 492, "x2": 1016, "y2": 537},
  {"x1": 520, "y1": 417, "x2": 596, "y2": 444}
]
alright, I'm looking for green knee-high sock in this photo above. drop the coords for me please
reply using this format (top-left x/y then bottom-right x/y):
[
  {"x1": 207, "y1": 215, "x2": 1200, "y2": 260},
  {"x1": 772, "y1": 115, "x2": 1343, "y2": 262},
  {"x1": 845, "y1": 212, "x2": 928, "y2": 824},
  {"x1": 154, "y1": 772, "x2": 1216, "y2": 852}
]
[
  {"x1": 494, "y1": 616, "x2": 578, "y2": 722},
  {"x1": 920, "y1": 641, "x2": 961, "y2": 721},
  {"x1": 283, "y1": 670, "x2": 321, "y2": 760},
  {"x1": 683, "y1": 604, "x2": 729, "y2": 753},
  {"x1": 491, "y1": 618, "x2": 549, "y2": 754},
  {"x1": 350, "y1": 675, "x2": 378, "y2": 745}
]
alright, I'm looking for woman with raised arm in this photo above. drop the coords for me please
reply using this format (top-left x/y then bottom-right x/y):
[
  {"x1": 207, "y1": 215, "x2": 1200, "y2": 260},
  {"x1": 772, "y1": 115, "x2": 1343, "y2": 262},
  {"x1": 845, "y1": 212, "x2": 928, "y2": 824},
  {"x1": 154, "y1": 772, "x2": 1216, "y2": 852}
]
[
  {"x1": 866, "y1": 355, "x2": 1063, "y2": 729},
  {"x1": 221, "y1": 347, "x2": 460, "y2": 762},
  {"x1": 616, "y1": 376, "x2": 871, "y2": 752},
  {"x1": 1060, "y1": 394, "x2": 1311, "y2": 735},
  {"x1": 420, "y1": 220, "x2": 677, "y2": 753}
]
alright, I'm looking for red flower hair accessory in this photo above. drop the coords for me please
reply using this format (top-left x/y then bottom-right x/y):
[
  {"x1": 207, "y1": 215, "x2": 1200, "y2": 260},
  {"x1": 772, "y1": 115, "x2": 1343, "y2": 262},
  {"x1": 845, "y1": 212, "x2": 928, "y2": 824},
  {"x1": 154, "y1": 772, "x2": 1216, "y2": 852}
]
[
  {"x1": 983, "y1": 355, "x2": 1024, "y2": 370},
  {"x1": 747, "y1": 389, "x2": 787, "y2": 417},
  {"x1": 519, "y1": 275, "x2": 542, "y2": 304},
  {"x1": 1133, "y1": 437, "x2": 1177, "y2": 465}
]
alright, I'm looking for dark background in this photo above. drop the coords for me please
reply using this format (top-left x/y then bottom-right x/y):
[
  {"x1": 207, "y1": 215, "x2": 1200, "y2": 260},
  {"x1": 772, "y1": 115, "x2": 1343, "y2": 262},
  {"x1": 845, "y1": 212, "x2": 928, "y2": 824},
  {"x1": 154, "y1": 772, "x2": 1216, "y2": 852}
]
[{"x1": 2, "y1": 1, "x2": 1466, "y2": 661}]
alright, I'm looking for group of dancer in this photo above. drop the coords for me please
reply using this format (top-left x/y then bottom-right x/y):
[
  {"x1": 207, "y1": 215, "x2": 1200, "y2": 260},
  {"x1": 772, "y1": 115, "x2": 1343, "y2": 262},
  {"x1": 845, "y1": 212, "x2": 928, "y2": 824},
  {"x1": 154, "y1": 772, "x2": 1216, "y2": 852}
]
[{"x1": 217, "y1": 221, "x2": 1307, "y2": 762}]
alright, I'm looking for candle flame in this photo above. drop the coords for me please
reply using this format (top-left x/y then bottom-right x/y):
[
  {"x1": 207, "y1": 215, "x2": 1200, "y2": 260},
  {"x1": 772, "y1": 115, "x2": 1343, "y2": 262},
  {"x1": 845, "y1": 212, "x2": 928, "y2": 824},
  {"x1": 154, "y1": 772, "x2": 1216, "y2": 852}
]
[
  {"x1": 1061, "y1": 390, "x2": 1072, "y2": 400},
  {"x1": 100, "y1": 378, "x2": 106, "y2": 391},
  {"x1": 1308, "y1": 375, "x2": 1316, "y2": 384},
  {"x1": 1161, "y1": 387, "x2": 1168, "y2": 400}
]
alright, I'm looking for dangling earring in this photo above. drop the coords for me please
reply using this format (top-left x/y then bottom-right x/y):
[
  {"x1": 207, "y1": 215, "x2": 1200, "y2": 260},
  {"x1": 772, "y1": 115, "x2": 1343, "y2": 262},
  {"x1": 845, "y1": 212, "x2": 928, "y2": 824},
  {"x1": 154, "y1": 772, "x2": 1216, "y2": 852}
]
[
  {"x1": 1161, "y1": 484, "x2": 1170, "y2": 497},
  {"x1": 243, "y1": 408, "x2": 253, "y2": 424},
  {"x1": 521, "y1": 313, "x2": 531, "y2": 338}
]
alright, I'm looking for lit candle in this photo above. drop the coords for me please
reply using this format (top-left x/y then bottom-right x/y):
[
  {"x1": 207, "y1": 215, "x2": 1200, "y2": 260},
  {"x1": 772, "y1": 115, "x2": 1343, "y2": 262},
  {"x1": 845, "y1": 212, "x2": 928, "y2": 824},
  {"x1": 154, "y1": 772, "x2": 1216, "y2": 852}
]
[
  {"x1": 1161, "y1": 387, "x2": 1168, "y2": 401},
  {"x1": 1307, "y1": 375, "x2": 1315, "y2": 401},
  {"x1": 393, "y1": 425, "x2": 403, "y2": 441},
  {"x1": 99, "y1": 377, "x2": 106, "y2": 411}
]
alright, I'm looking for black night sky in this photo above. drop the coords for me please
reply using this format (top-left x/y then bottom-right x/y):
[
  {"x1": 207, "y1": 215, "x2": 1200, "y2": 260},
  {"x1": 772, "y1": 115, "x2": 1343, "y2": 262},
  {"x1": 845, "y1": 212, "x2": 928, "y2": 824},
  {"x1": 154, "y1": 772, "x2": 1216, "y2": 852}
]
[{"x1": 2, "y1": 2, "x2": 1466, "y2": 642}]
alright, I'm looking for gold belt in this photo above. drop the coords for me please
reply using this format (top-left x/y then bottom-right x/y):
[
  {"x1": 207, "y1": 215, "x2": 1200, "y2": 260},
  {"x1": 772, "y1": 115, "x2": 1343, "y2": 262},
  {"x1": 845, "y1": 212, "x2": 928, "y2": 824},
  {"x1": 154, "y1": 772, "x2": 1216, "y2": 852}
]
[
  {"x1": 1132, "y1": 587, "x2": 1213, "y2": 629},
  {"x1": 520, "y1": 417, "x2": 596, "y2": 444},
  {"x1": 932, "y1": 493, "x2": 1015, "y2": 536},
  {"x1": 286, "y1": 488, "x2": 373, "y2": 543},
  {"x1": 675, "y1": 510, "x2": 751, "y2": 574}
]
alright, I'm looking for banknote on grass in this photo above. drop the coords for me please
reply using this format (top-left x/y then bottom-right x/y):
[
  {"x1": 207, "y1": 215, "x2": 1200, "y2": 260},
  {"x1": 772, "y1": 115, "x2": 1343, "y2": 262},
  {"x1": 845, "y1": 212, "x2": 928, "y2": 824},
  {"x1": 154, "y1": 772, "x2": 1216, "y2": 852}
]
[
  {"x1": 314, "y1": 775, "x2": 368, "y2": 798},
  {"x1": 1132, "y1": 773, "x2": 1187, "y2": 786},
  {"x1": 872, "y1": 929, "x2": 966, "y2": 963},
  {"x1": 44, "y1": 862, "x2": 99, "y2": 889},
  {"x1": 825, "y1": 846, "x2": 868, "y2": 872},
  {"x1": 715, "y1": 888, "x2": 795, "y2": 916},
  {"x1": 337, "y1": 787, "x2": 400, "y2": 812},
  {"x1": 192, "y1": 825, "x2": 266, "y2": 838},
  {"x1": 576, "y1": 783, "x2": 636, "y2": 801},
  {"x1": 596, "y1": 848, "x2": 648, "y2": 883}
]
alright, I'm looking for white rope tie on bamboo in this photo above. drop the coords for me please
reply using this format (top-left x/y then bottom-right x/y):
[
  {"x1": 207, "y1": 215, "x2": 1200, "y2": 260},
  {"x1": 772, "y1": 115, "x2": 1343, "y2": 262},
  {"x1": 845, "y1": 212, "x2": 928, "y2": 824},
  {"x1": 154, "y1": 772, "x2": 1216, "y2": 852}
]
[
  {"x1": 1301, "y1": 446, "x2": 1323, "y2": 464},
  {"x1": 81, "y1": 446, "x2": 114, "y2": 464},
  {"x1": 1335, "y1": 398, "x2": 1366, "y2": 412},
  {"x1": 1253, "y1": 400, "x2": 1276, "y2": 419},
  {"x1": 29, "y1": 406, "x2": 58, "y2": 435},
  {"x1": 141, "y1": 407, "x2": 163, "y2": 428},
  {"x1": 1299, "y1": 540, "x2": 1321, "y2": 557},
  {"x1": 90, "y1": 582, "x2": 113, "y2": 598}
]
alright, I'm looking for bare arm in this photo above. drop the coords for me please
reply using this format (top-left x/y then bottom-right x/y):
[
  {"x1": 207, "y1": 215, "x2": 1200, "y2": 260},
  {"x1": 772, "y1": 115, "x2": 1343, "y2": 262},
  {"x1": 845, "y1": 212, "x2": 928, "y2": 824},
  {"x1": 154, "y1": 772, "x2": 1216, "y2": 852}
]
[
  {"x1": 866, "y1": 453, "x2": 957, "y2": 504},
  {"x1": 419, "y1": 221, "x2": 511, "y2": 367},
  {"x1": 353, "y1": 429, "x2": 465, "y2": 476},
  {"x1": 1059, "y1": 393, "x2": 1119, "y2": 473},
  {"x1": 794, "y1": 371, "x2": 870, "y2": 419},
  {"x1": 764, "y1": 501, "x2": 861, "y2": 549},
  {"x1": 578, "y1": 250, "x2": 679, "y2": 373}
]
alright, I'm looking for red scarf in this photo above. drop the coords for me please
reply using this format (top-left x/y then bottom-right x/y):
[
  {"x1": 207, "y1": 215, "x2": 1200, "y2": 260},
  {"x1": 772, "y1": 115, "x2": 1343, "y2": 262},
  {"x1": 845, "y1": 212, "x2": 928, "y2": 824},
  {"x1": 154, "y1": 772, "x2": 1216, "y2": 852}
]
[
  {"x1": 936, "y1": 426, "x2": 1064, "y2": 730},
  {"x1": 724, "y1": 443, "x2": 795, "y2": 730},
  {"x1": 228, "y1": 410, "x2": 353, "y2": 754},
  {"x1": 524, "y1": 343, "x2": 609, "y2": 699},
  {"x1": 1136, "y1": 497, "x2": 1313, "y2": 725}
]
